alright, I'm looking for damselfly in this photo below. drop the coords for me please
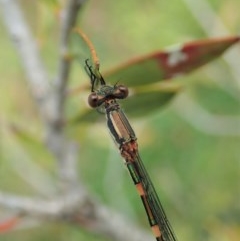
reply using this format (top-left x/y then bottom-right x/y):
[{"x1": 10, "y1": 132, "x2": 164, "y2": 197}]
[{"x1": 85, "y1": 59, "x2": 178, "y2": 241}]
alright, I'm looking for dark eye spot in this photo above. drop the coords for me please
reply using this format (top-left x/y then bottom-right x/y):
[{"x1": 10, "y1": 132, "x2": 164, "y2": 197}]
[
  {"x1": 117, "y1": 85, "x2": 128, "y2": 99},
  {"x1": 88, "y1": 92, "x2": 99, "y2": 108}
]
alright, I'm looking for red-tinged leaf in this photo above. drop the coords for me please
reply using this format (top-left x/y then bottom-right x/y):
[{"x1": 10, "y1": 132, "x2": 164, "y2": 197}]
[
  {"x1": 104, "y1": 36, "x2": 240, "y2": 86},
  {"x1": 0, "y1": 216, "x2": 20, "y2": 233}
]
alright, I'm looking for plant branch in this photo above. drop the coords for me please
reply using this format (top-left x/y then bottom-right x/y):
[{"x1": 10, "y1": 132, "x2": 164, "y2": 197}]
[
  {"x1": 0, "y1": 0, "x2": 51, "y2": 121},
  {"x1": 54, "y1": 0, "x2": 87, "y2": 122},
  {"x1": 50, "y1": 0, "x2": 87, "y2": 191},
  {"x1": 0, "y1": 191, "x2": 151, "y2": 241}
]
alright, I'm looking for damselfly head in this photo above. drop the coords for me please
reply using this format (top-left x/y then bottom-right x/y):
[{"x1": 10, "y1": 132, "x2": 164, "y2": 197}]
[
  {"x1": 85, "y1": 60, "x2": 129, "y2": 108},
  {"x1": 88, "y1": 84, "x2": 129, "y2": 108}
]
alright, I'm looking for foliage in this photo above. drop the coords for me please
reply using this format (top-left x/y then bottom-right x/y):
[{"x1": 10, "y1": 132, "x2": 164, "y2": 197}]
[{"x1": 0, "y1": 0, "x2": 240, "y2": 241}]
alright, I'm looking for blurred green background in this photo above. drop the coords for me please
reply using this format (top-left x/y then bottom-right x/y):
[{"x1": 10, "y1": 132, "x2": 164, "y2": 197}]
[{"x1": 0, "y1": 0, "x2": 240, "y2": 241}]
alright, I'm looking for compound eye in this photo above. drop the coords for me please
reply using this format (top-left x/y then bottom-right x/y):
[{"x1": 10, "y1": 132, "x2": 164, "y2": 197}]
[
  {"x1": 88, "y1": 92, "x2": 99, "y2": 108},
  {"x1": 117, "y1": 85, "x2": 129, "y2": 99}
]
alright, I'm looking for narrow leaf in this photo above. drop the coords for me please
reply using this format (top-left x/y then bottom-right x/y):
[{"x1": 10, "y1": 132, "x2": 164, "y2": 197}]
[{"x1": 104, "y1": 36, "x2": 240, "y2": 86}]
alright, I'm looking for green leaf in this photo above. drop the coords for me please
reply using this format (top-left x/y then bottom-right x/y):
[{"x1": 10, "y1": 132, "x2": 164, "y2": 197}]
[{"x1": 104, "y1": 36, "x2": 240, "y2": 86}]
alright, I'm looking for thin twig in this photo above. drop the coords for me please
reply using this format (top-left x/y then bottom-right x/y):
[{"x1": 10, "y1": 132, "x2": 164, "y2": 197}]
[
  {"x1": 49, "y1": 0, "x2": 87, "y2": 190},
  {"x1": 0, "y1": 191, "x2": 152, "y2": 241},
  {"x1": 0, "y1": 190, "x2": 86, "y2": 218},
  {"x1": 73, "y1": 27, "x2": 100, "y2": 70},
  {"x1": 54, "y1": 0, "x2": 87, "y2": 122}
]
